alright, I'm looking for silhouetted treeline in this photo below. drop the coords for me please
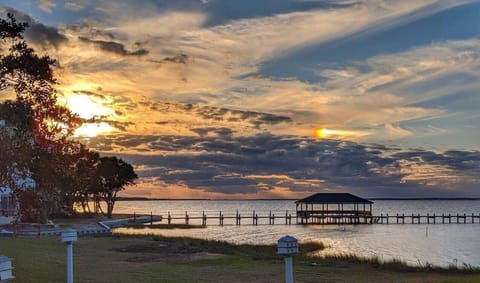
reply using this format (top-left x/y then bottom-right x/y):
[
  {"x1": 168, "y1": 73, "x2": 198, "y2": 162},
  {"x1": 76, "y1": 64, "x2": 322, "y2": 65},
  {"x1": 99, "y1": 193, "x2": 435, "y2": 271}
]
[{"x1": 0, "y1": 13, "x2": 137, "y2": 222}]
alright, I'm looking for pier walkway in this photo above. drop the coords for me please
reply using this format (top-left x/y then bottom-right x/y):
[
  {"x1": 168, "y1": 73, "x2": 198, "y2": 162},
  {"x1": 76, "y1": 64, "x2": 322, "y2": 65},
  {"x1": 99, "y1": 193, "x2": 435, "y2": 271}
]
[{"x1": 155, "y1": 210, "x2": 480, "y2": 226}]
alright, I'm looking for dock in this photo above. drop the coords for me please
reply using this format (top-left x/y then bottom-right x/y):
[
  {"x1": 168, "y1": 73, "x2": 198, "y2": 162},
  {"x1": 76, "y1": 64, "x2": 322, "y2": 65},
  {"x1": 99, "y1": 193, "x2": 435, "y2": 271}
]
[
  {"x1": 158, "y1": 210, "x2": 480, "y2": 226},
  {"x1": 100, "y1": 214, "x2": 162, "y2": 228}
]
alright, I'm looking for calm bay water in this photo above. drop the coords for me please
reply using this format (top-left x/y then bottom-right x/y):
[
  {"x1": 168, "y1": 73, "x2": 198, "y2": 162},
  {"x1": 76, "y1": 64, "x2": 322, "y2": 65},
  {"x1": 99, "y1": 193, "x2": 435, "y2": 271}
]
[{"x1": 113, "y1": 199, "x2": 480, "y2": 267}]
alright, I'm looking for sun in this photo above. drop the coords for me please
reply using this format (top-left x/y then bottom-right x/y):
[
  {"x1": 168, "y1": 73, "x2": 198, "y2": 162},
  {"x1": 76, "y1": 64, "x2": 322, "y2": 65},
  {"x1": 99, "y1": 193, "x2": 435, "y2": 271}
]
[
  {"x1": 315, "y1": 128, "x2": 334, "y2": 139},
  {"x1": 63, "y1": 94, "x2": 115, "y2": 137},
  {"x1": 65, "y1": 95, "x2": 111, "y2": 119},
  {"x1": 74, "y1": 122, "x2": 113, "y2": 138}
]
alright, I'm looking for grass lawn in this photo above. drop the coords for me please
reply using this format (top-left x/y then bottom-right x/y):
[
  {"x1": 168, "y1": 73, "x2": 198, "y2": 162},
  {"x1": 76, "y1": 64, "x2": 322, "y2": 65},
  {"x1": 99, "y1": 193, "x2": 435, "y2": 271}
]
[{"x1": 1, "y1": 235, "x2": 479, "y2": 283}]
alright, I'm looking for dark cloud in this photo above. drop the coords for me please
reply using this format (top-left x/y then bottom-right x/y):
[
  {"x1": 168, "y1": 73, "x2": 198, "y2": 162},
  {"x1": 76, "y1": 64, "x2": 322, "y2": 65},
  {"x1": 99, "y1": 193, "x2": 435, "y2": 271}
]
[
  {"x1": 168, "y1": 102, "x2": 292, "y2": 127},
  {"x1": 140, "y1": 101, "x2": 292, "y2": 129},
  {"x1": 392, "y1": 149, "x2": 480, "y2": 172},
  {"x1": 97, "y1": 119, "x2": 134, "y2": 132},
  {"x1": 71, "y1": 89, "x2": 106, "y2": 99},
  {"x1": 150, "y1": 53, "x2": 190, "y2": 65},
  {"x1": 196, "y1": 107, "x2": 292, "y2": 126},
  {"x1": 1, "y1": 7, "x2": 68, "y2": 48},
  {"x1": 84, "y1": 133, "x2": 480, "y2": 197},
  {"x1": 78, "y1": 37, "x2": 149, "y2": 56},
  {"x1": 65, "y1": 23, "x2": 115, "y2": 41}
]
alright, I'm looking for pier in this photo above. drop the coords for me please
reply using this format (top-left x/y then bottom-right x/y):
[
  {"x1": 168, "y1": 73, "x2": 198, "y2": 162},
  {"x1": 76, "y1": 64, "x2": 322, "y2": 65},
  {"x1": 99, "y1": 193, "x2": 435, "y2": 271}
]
[
  {"x1": 131, "y1": 194, "x2": 480, "y2": 226},
  {"x1": 153, "y1": 210, "x2": 480, "y2": 226}
]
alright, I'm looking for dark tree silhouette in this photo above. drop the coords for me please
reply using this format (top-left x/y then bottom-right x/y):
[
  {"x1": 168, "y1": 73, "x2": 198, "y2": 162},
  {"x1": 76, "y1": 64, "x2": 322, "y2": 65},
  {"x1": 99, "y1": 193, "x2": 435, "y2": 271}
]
[
  {"x1": 95, "y1": 156, "x2": 138, "y2": 218},
  {"x1": 1, "y1": 13, "x2": 81, "y2": 150},
  {"x1": 0, "y1": 13, "x2": 81, "y2": 222},
  {"x1": 1, "y1": 14, "x2": 138, "y2": 222}
]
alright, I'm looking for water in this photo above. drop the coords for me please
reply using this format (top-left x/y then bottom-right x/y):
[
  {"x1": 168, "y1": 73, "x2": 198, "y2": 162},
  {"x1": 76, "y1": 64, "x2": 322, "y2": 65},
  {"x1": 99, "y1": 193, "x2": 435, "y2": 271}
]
[{"x1": 113, "y1": 199, "x2": 480, "y2": 267}]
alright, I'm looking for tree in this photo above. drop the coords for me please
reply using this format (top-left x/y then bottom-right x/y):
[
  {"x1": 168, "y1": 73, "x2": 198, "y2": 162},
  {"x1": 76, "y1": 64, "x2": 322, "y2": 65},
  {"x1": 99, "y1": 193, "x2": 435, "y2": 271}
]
[
  {"x1": 1, "y1": 13, "x2": 81, "y2": 222},
  {"x1": 1, "y1": 14, "x2": 138, "y2": 222},
  {"x1": 56, "y1": 146, "x2": 100, "y2": 215},
  {"x1": 94, "y1": 157, "x2": 137, "y2": 218},
  {"x1": 0, "y1": 102, "x2": 35, "y2": 221},
  {"x1": 1, "y1": 13, "x2": 81, "y2": 150}
]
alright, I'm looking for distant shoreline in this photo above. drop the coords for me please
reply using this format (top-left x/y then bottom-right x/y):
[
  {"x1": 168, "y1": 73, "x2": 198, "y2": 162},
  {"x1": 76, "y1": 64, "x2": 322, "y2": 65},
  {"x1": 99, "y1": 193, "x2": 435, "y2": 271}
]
[{"x1": 117, "y1": 197, "x2": 480, "y2": 201}]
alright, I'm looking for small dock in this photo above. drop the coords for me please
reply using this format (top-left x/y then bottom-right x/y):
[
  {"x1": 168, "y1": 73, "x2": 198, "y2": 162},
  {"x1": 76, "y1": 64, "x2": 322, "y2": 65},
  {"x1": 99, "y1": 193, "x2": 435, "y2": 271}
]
[{"x1": 100, "y1": 214, "x2": 162, "y2": 229}]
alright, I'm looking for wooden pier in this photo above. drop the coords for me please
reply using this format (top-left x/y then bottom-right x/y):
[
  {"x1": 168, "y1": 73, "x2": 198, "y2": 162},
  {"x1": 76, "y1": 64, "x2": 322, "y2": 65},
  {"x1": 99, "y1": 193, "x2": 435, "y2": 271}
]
[
  {"x1": 165, "y1": 210, "x2": 295, "y2": 226},
  {"x1": 157, "y1": 210, "x2": 480, "y2": 226}
]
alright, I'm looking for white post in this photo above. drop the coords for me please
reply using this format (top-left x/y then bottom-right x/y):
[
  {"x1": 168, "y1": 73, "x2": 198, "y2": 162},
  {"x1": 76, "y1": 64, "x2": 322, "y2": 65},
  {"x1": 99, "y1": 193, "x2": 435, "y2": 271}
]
[
  {"x1": 61, "y1": 229, "x2": 77, "y2": 283},
  {"x1": 278, "y1": 235, "x2": 298, "y2": 283},
  {"x1": 66, "y1": 243, "x2": 73, "y2": 283},
  {"x1": 285, "y1": 256, "x2": 294, "y2": 283}
]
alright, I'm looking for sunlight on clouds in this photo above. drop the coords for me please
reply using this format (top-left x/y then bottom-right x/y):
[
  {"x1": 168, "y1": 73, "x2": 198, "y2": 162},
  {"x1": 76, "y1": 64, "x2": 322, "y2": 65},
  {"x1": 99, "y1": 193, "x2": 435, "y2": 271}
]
[
  {"x1": 75, "y1": 122, "x2": 113, "y2": 137},
  {"x1": 315, "y1": 128, "x2": 333, "y2": 139},
  {"x1": 314, "y1": 128, "x2": 369, "y2": 140},
  {"x1": 65, "y1": 94, "x2": 112, "y2": 119},
  {"x1": 29, "y1": 0, "x2": 479, "y2": 148},
  {"x1": 399, "y1": 161, "x2": 460, "y2": 187},
  {"x1": 58, "y1": 87, "x2": 118, "y2": 137}
]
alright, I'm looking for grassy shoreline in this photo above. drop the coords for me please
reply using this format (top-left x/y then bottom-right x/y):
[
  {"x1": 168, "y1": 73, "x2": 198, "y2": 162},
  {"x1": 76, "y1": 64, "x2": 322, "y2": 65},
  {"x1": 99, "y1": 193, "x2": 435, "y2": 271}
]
[{"x1": 1, "y1": 233, "x2": 479, "y2": 283}]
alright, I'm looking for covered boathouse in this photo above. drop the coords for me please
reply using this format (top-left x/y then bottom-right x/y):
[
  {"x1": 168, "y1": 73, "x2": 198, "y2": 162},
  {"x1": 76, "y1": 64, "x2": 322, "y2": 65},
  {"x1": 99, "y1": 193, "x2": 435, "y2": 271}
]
[{"x1": 296, "y1": 193, "x2": 373, "y2": 224}]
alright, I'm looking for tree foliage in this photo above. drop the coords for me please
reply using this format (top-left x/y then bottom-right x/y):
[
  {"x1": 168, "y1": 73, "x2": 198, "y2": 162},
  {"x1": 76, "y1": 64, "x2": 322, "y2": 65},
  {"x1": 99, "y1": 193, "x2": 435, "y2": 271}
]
[
  {"x1": 1, "y1": 13, "x2": 137, "y2": 222},
  {"x1": 95, "y1": 157, "x2": 138, "y2": 218},
  {"x1": 1, "y1": 13, "x2": 81, "y2": 150}
]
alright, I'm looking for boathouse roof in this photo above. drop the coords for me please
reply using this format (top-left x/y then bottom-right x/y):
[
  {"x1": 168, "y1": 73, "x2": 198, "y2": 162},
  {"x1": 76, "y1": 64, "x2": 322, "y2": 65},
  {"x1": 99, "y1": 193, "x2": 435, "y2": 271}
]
[{"x1": 295, "y1": 193, "x2": 373, "y2": 204}]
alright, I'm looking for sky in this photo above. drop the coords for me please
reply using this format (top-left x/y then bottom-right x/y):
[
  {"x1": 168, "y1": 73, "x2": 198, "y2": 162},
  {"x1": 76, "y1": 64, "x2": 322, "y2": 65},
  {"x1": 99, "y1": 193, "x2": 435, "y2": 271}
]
[{"x1": 1, "y1": 0, "x2": 480, "y2": 199}]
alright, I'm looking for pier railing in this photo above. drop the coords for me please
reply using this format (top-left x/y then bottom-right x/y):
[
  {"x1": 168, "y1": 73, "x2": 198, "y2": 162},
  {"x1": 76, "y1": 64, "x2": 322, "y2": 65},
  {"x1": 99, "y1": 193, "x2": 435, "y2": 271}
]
[{"x1": 131, "y1": 210, "x2": 480, "y2": 226}]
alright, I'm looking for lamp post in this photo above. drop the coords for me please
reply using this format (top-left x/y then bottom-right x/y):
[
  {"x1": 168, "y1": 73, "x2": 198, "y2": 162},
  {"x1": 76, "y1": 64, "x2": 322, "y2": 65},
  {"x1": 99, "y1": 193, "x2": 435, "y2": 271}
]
[
  {"x1": 277, "y1": 235, "x2": 298, "y2": 283},
  {"x1": 61, "y1": 229, "x2": 78, "y2": 283}
]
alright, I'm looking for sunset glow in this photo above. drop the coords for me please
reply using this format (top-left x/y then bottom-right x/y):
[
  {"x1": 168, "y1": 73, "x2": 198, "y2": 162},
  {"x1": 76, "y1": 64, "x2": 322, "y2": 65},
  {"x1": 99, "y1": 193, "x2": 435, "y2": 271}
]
[
  {"x1": 2, "y1": 0, "x2": 479, "y2": 199},
  {"x1": 65, "y1": 94, "x2": 113, "y2": 119},
  {"x1": 315, "y1": 128, "x2": 334, "y2": 139},
  {"x1": 74, "y1": 122, "x2": 113, "y2": 138}
]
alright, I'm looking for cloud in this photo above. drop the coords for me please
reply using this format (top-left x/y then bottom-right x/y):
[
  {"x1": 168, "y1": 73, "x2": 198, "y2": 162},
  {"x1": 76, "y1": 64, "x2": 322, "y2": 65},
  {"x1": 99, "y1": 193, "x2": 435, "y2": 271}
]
[
  {"x1": 82, "y1": 133, "x2": 480, "y2": 198},
  {"x1": 11, "y1": 0, "x2": 475, "y2": 151},
  {"x1": 78, "y1": 37, "x2": 148, "y2": 56},
  {"x1": 0, "y1": 7, "x2": 67, "y2": 48},
  {"x1": 154, "y1": 53, "x2": 190, "y2": 65},
  {"x1": 39, "y1": 0, "x2": 56, "y2": 13},
  {"x1": 191, "y1": 127, "x2": 233, "y2": 138},
  {"x1": 64, "y1": 0, "x2": 90, "y2": 11},
  {"x1": 3, "y1": 1, "x2": 479, "y2": 198}
]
